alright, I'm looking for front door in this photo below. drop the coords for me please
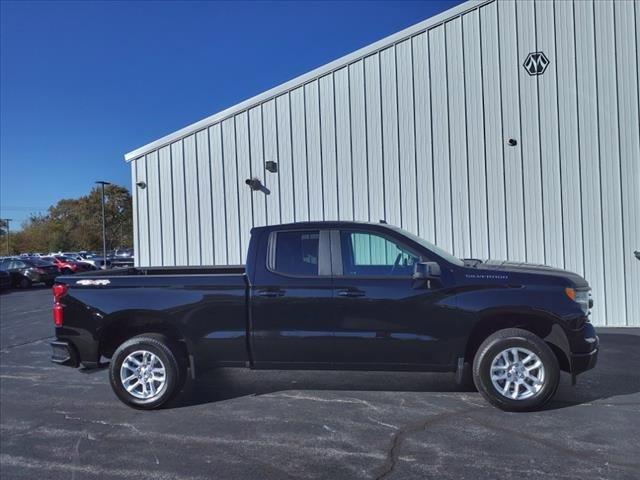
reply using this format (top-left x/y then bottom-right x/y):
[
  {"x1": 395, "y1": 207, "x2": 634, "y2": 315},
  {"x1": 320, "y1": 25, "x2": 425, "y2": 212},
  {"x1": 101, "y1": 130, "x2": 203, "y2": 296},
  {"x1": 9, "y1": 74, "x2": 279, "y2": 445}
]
[{"x1": 331, "y1": 229, "x2": 449, "y2": 369}]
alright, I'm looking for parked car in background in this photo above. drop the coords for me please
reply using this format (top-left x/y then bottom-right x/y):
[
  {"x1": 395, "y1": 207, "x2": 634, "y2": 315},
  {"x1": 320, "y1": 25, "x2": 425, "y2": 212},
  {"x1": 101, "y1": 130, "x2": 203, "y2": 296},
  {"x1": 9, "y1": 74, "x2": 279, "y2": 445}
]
[
  {"x1": 0, "y1": 269, "x2": 11, "y2": 291},
  {"x1": 40, "y1": 256, "x2": 95, "y2": 274},
  {"x1": 80, "y1": 254, "x2": 112, "y2": 269},
  {"x1": 0, "y1": 257, "x2": 58, "y2": 287}
]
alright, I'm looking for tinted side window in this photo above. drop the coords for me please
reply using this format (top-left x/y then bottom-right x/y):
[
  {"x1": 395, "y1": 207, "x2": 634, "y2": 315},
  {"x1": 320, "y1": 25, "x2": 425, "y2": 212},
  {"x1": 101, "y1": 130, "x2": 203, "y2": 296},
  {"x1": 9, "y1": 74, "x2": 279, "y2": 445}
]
[
  {"x1": 340, "y1": 231, "x2": 419, "y2": 276},
  {"x1": 274, "y1": 230, "x2": 320, "y2": 276}
]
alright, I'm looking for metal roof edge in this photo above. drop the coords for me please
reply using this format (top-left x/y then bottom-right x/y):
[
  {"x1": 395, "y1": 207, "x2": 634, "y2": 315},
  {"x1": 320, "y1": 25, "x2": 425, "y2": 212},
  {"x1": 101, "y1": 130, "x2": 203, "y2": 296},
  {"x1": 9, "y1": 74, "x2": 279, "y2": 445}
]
[{"x1": 124, "y1": 0, "x2": 490, "y2": 162}]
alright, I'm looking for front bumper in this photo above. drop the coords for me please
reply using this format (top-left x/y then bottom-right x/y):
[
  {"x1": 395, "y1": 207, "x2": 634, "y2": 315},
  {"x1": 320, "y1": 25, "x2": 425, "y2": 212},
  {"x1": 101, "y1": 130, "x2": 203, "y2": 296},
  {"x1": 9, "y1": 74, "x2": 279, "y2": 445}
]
[
  {"x1": 571, "y1": 323, "x2": 599, "y2": 375},
  {"x1": 51, "y1": 340, "x2": 80, "y2": 367}
]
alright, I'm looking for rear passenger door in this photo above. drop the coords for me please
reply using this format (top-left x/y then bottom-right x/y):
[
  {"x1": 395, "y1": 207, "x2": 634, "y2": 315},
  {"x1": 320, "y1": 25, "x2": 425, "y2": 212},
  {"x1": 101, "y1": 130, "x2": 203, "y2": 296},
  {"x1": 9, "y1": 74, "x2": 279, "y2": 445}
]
[{"x1": 250, "y1": 229, "x2": 337, "y2": 366}]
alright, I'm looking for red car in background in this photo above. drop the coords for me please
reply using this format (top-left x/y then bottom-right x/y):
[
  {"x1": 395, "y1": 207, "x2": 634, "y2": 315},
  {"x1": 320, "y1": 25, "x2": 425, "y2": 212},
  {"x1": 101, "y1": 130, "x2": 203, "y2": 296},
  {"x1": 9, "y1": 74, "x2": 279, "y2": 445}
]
[{"x1": 40, "y1": 256, "x2": 94, "y2": 274}]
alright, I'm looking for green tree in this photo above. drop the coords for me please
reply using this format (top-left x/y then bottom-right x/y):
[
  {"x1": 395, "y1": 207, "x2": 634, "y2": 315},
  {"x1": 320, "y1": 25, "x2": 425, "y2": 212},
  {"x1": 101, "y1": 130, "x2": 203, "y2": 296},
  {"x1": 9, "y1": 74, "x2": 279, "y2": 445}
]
[{"x1": 7, "y1": 185, "x2": 133, "y2": 254}]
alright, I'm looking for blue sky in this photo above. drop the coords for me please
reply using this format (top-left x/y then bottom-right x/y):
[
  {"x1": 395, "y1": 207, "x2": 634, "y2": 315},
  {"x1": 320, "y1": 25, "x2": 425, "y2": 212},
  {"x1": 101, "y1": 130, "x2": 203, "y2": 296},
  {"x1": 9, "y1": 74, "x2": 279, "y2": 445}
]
[{"x1": 1, "y1": 0, "x2": 461, "y2": 228}]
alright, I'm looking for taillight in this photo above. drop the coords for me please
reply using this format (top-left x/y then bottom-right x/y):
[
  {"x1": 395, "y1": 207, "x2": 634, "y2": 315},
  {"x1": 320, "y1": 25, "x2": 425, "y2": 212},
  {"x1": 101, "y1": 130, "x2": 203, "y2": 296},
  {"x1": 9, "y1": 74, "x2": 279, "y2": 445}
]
[
  {"x1": 53, "y1": 304, "x2": 64, "y2": 327},
  {"x1": 52, "y1": 284, "x2": 68, "y2": 327}
]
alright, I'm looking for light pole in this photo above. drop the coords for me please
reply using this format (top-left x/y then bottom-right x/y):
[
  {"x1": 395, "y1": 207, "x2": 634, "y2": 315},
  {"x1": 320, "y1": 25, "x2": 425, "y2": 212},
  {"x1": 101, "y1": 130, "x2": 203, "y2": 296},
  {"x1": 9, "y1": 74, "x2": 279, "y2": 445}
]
[
  {"x1": 3, "y1": 219, "x2": 11, "y2": 255},
  {"x1": 95, "y1": 181, "x2": 111, "y2": 269}
]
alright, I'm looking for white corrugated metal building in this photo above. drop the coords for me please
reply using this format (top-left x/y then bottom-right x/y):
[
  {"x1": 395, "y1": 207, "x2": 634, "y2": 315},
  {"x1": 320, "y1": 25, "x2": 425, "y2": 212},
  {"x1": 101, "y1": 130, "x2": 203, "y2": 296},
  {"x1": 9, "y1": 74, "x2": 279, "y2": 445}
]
[{"x1": 125, "y1": 0, "x2": 639, "y2": 327}]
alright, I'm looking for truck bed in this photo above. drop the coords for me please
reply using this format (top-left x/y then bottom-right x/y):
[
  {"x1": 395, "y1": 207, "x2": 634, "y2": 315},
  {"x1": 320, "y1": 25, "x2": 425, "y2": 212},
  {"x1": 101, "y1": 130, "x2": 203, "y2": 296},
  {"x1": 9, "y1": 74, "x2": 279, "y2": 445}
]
[{"x1": 74, "y1": 265, "x2": 246, "y2": 277}]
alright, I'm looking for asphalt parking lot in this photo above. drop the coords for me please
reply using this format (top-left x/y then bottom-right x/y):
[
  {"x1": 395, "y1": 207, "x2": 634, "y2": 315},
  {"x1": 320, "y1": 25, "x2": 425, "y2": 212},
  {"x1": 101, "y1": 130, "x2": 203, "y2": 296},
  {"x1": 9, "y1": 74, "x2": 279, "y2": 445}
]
[{"x1": 1, "y1": 288, "x2": 639, "y2": 479}]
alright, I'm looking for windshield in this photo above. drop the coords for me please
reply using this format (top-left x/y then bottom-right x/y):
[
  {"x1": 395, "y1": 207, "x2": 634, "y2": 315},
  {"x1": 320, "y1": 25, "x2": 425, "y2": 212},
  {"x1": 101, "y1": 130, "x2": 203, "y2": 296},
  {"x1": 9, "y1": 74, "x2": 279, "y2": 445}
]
[{"x1": 391, "y1": 226, "x2": 465, "y2": 267}]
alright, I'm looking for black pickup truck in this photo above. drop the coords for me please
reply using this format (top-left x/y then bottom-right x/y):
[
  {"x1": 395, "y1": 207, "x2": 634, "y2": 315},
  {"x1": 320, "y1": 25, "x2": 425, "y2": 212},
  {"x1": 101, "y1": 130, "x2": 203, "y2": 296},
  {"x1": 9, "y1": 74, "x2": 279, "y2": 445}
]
[{"x1": 51, "y1": 221, "x2": 598, "y2": 411}]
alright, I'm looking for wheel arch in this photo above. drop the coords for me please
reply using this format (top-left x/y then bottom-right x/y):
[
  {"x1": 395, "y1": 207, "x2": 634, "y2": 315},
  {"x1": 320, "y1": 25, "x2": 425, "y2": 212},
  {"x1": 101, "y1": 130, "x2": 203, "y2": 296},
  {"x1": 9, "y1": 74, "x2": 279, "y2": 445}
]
[
  {"x1": 99, "y1": 311, "x2": 190, "y2": 366},
  {"x1": 464, "y1": 312, "x2": 571, "y2": 372}
]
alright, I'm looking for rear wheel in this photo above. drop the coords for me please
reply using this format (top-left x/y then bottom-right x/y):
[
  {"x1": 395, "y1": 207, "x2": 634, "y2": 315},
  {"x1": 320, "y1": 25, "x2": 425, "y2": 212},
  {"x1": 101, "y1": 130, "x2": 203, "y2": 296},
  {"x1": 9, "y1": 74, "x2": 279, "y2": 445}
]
[
  {"x1": 45, "y1": 280, "x2": 55, "y2": 287},
  {"x1": 109, "y1": 334, "x2": 186, "y2": 409},
  {"x1": 18, "y1": 276, "x2": 32, "y2": 288},
  {"x1": 472, "y1": 328, "x2": 560, "y2": 411}
]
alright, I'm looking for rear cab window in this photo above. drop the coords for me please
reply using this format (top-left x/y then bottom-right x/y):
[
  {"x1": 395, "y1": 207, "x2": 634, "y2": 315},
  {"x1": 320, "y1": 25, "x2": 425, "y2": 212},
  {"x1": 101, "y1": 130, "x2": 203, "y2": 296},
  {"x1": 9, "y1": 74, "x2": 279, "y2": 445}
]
[{"x1": 270, "y1": 230, "x2": 321, "y2": 276}]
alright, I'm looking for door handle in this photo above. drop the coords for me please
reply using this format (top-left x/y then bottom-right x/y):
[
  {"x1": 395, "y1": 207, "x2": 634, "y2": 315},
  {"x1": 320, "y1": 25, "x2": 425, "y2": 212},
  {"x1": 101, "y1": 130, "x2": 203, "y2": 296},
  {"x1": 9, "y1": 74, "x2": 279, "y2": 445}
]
[
  {"x1": 256, "y1": 289, "x2": 285, "y2": 298},
  {"x1": 337, "y1": 289, "x2": 365, "y2": 298}
]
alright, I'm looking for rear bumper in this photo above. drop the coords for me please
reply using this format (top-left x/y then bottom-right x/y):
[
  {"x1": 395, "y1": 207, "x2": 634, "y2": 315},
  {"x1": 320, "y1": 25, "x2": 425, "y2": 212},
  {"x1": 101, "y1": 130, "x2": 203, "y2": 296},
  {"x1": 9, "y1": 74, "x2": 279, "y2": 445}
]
[{"x1": 50, "y1": 340, "x2": 80, "y2": 367}]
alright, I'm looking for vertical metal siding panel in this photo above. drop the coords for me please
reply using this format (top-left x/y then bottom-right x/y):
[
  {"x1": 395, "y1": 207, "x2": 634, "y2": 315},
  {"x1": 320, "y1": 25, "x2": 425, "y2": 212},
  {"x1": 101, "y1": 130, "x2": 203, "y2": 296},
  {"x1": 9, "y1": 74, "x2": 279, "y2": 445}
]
[
  {"x1": 222, "y1": 118, "x2": 241, "y2": 264},
  {"x1": 575, "y1": 0, "x2": 606, "y2": 325},
  {"x1": 379, "y1": 47, "x2": 401, "y2": 227},
  {"x1": 319, "y1": 74, "x2": 338, "y2": 220},
  {"x1": 536, "y1": 0, "x2": 564, "y2": 269},
  {"x1": 555, "y1": 0, "x2": 584, "y2": 277},
  {"x1": 135, "y1": 157, "x2": 149, "y2": 266},
  {"x1": 147, "y1": 152, "x2": 162, "y2": 266},
  {"x1": 595, "y1": 0, "x2": 626, "y2": 326},
  {"x1": 276, "y1": 94, "x2": 295, "y2": 223},
  {"x1": 446, "y1": 18, "x2": 471, "y2": 258},
  {"x1": 517, "y1": 1, "x2": 544, "y2": 264},
  {"x1": 130, "y1": 161, "x2": 140, "y2": 267},
  {"x1": 235, "y1": 112, "x2": 253, "y2": 262},
  {"x1": 158, "y1": 146, "x2": 175, "y2": 266},
  {"x1": 196, "y1": 130, "x2": 214, "y2": 265},
  {"x1": 334, "y1": 67, "x2": 354, "y2": 220},
  {"x1": 261, "y1": 100, "x2": 282, "y2": 225},
  {"x1": 499, "y1": 1, "x2": 526, "y2": 261},
  {"x1": 615, "y1": 0, "x2": 640, "y2": 327},
  {"x1": 171, "y1": 141, "x2": 188, "y2": 266},
  {"x1": 290, "y1": 87, "x2": 310, "y2": 221},
  {"x1": 396, "y1": 39, "x2": 418, "y2": 233},
  {"x1": 304, "y1": 80, "x2": 324, "y2": 220},
  {"x1": 364, "y1": 55, "x2": 385, "y2": 224},
  {"x1": 209, "y1": 124, "x2": 228, "y2": 265},
  {"x1": 480, "y1": 2, "x2": 507, "y2": 260},
  {"x1": 464, "y1": 9, "x2": 489, "y2": 259},
  {"x1": 412, "y1": 33, "x2": 436, "y2": 243},
  {"x1": 249, "y1": 106, "x2": 267, "y2": 227},
  {"x1": 429, "y1": 26, "x2": 453, "y2": 251},
  {"x1": 349, "y1": 61, "x2": 370, "y2": 222},
  {"x1": 183, "y1": 135, "x2": 201, "y2": 265}
]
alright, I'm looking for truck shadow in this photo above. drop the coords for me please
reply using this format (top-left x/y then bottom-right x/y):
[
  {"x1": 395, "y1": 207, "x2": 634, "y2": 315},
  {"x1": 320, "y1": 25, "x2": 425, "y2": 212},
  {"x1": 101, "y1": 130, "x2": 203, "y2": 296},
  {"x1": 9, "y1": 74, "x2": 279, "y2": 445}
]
[{"x1": 170, "y1": 331, "x2": 640, "y2": 411}]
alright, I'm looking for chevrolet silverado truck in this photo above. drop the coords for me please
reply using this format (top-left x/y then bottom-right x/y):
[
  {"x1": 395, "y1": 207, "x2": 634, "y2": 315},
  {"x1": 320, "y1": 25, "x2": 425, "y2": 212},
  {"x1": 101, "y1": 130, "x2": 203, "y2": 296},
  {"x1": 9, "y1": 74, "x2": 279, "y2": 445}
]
[{"x1": 51, "y1": 221, "x2": 598, "y2": 411}]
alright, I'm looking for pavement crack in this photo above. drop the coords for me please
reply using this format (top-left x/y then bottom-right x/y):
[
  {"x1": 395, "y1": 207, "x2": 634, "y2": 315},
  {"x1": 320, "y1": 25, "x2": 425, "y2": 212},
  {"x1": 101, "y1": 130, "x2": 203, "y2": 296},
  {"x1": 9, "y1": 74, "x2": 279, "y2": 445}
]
[
  {"x1": 274, "y1": 392, "x2": 383, "y2": 411},
  {"x1": 465, "y1": 414, "x2": 640, "y2": 472},
  {"x1": 375, "y1": 407, "x2": 477, "y2": 480},
  {"x1": 0, "y1": 335, "x2": 53, "y2": 353}
]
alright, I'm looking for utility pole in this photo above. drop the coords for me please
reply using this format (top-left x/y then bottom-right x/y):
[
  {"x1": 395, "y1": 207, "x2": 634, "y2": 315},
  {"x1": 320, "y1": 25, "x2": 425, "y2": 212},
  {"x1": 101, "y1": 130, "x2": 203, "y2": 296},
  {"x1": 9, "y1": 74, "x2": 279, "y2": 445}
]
[
  {"x1": 95, "y1": 181, "x2": 111, "y2": 269},
  {"x1": 3, "y1": 219, "x2": 11, "y2": 255}
]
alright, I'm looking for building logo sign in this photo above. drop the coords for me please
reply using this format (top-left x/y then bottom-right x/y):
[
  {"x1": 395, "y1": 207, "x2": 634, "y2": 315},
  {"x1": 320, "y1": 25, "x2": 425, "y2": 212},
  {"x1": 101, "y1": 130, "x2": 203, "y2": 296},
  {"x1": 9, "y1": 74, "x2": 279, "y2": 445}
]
[{"x1": 523, "y1": 52, "x2": 549, "y2": 76}]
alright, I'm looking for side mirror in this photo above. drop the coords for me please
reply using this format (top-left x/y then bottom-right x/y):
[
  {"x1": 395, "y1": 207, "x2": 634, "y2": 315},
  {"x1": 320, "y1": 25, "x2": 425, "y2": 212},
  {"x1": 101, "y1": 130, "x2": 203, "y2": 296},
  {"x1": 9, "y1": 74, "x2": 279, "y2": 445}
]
[{"x1": 413, "y1": 261, "x2": 441, "y2": 280}]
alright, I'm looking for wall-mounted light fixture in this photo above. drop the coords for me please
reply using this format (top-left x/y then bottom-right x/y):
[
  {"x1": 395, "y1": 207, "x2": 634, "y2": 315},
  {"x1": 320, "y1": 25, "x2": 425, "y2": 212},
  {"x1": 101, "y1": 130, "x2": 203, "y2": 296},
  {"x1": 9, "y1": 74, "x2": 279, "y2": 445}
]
[
  {"x1": 265, "y1": 161, "x2": 278, "y2": 173},
  {"x1": 136, "y1": 181, "x2": 147, "y2": 189},
  {"x1": 245, "y1": 178, "x2": 262, "y2": 191}
]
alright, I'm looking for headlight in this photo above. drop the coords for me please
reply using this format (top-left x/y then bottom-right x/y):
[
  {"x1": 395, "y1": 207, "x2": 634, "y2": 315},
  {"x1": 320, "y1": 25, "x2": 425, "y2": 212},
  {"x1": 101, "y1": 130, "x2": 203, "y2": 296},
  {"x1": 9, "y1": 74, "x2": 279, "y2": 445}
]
[{"x1": 565, "y1": 287, "x2": 591, "y2": 313}]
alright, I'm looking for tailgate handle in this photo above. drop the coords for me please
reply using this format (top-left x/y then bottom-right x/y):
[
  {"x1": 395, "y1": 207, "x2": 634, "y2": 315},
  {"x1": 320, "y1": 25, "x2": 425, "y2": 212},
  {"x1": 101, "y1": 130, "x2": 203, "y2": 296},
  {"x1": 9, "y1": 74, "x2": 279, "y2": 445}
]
[
  {"x1": 337, "y1": 289, "x2": 365, "y2": 298},
  {"x1": 256, "y1": 289, "x2": 285, "y2": 298}
]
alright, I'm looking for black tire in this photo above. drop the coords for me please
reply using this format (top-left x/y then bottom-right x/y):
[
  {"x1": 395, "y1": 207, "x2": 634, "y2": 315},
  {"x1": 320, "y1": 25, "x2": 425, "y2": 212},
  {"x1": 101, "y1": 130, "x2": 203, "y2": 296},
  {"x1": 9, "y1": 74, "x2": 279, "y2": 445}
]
[
  {"x1": 109, "y1": 334, "x2": 186, "y2": 410},
  {"x1": 18, "y1": 276, "x2": 32, "y2": 289},
  {"x1": 472, "y1": 328, "x2": 560, "y2": 412},
  {"x1": 62, "y1": 268, "x2": 73, "y2": 275},
  {"x1": 44, "y1": 280, "x2": 55, "y2": 287}
]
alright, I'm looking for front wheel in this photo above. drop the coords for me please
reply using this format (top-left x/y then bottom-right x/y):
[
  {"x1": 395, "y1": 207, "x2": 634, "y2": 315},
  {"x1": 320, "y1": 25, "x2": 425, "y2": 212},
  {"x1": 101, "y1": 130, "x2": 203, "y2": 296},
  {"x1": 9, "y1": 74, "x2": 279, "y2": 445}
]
[
  {"x1": 18, "y1": 276, "x2": 32, "y2": 289},
  {"x1": 472, "y1": 328, "x2": 560, "y2": 412},
  {"x1": 109, "y1": 334, "x2": 186, "y2": 409}
]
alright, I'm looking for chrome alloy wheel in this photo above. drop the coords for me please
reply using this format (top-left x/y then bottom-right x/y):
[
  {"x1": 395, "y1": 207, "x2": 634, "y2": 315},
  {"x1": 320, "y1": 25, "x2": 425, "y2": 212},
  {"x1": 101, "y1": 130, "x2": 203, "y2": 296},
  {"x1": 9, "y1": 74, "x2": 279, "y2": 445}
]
[
  {"x1": 490, "y1": 347, "x2": 545, "y2": 400},
  {"x1": 120, "y1": 350, "x2": 167, "y2": 400}
]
